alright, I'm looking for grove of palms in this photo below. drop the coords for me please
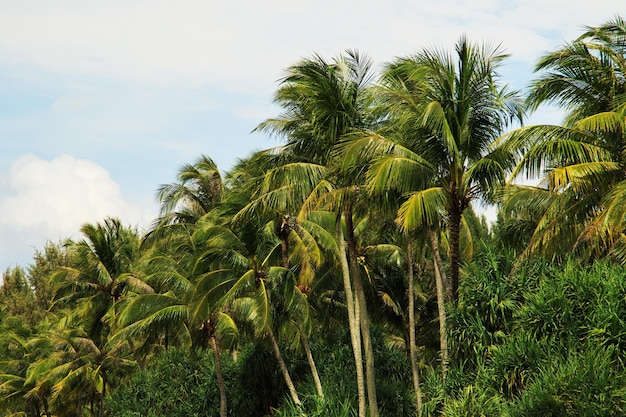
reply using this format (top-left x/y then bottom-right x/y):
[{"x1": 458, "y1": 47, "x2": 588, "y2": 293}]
[{"x1": 2, "y1": 15, "x2": 626, "y2": 417}]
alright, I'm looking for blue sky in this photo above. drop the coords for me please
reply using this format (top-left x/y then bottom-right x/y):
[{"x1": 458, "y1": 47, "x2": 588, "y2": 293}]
[{"x1": 0, "y1": 0, "x2": 622, "y2": 271}]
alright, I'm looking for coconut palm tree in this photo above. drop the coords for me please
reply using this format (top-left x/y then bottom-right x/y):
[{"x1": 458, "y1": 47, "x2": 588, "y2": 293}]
[
  {"x1": 496, "y1": 16, "x2": 626, "y2": 260},
  {"x1": 255, "y1": 50, "x2": 380, "y2": 417},
  {"x1": 193, "y1": 219, "x2": 305, "y2": 407},
  {"x1": 350, "y1": 37, "x2": 524, "y2": 302},
  {"x1": 526, "y1": 15, "x2": 626, "y2": 125},
  {"x1": 0, "y1": 322, "x2": 45, "y2": 417},
  {"x1": 52, "y1": 218, "x2": 143, "y2": 348},
  {"x1": 155, "y1": 154, "x2": 224, "y2": 226},
  {"x1": 24, "y1": 321, "x2": 136, "y2": 417},
  {"x1": 113, "y1": 220, "x2": 239, "y2": 417},
  {"x1": 231, "y1": 152, "x2": 338, "y2": 401}
]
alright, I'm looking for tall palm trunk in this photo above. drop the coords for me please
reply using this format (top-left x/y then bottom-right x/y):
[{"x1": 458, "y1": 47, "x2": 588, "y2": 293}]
[
  {"x1": 296, "y1": 322, "x2": 324, "y2": 398},
  {"x1": 279, "y1": 222, "x2": 324, "y2": 399},
  {"x1": 336, "y1": 215, "x2": 367, "y2": 417},
  {"x1": 428, "y1": 228, "x2": 449, "y2": 377},
  {"x1": 77, "y1": 394, "x2": 83, "y2": 417},
  {"x1": 428, "y1": 228, "x2": 451, "y2": 302},
  {"x1": 448, "y1": 204, "x2": 462, "y2": 302},
  {"x1": 344, "y1": 204, "x2": 379, "y2": 417},
  {"x1": 267, "y1": 327, "x2": 302, "y2": 406},
  {"x1": 209, "y1": 333, "x2": 228, "y2": 417},
  {"x1": 406, "y1": 241, "x2": 423, "y2": 416}
]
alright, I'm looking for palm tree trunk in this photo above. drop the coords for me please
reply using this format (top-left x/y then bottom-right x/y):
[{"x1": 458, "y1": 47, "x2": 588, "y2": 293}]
[
  {"x1": 267, "y1": 327, "x2": 302, "y2": 406},
  {"x1": 30, "y1": 399, "x2": 42, "y2": 417},
  {"x1": 336, "y1": 215, "x2": 367, "y2": 417},
  {"x1": 296, "y1": 322, "x2": 324, "y2": 398},
  {"x1": 428, "y1": 229, "x2": 451, "y2": 302},
  {"x1": 448, "y1": 207, "x2": 462, "y2": 302},
  {"x1": 26, "y1": 399, "x2": 37, "y2": 417},
  {"x1": 280, "y1": 219, "x2": 324, "y2": 399},
  {"x1": 209, "y1": 333, "x2": 228, "y2": 417},
  {"x1": 406, "y1": 241, "x2": 423, "y2": 417},
  {"x1": 428, "y1": 228, "x2": 449, "y2": 377},
  {"x1": 78, "y1": 395, "x2": 83, "y2": 417},
  {"x1": 344, "y1": 204, "x2": 379, "y2": 417}
]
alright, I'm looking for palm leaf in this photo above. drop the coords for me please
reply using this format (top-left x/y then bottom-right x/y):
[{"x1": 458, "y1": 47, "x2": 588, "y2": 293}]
[{"x1": 397, "y1": 187, "x2": 447, "y2": 232}]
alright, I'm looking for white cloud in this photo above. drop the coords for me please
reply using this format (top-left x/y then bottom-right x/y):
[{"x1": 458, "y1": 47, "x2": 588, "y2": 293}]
[
  {"x1": 0, "y1": 0, "x2": 622, "y2": 93},
  {"x1": 0, "y1": 154, "x2": 154, "y2": 269}
]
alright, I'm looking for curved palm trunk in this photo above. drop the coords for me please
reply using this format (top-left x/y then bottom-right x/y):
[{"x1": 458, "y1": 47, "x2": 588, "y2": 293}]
[
  {"x1": 336, "y1": 216, "x2": 367, "y2": 417},
  {"x1": 296, "y1": 322, "x2": 324, "y2": 398},
  {"x1": 428, "y1": 228, "x2": 449, "y2": 377},
  {"x1": 280, "y1": 223, "x2": 324, "y2": 400},
  {"x1": 267, "y1": 327, "x2": 302, "y2": 406},
  {"x1": 428, "y1": 229, "x2": 451, "y2": 303},
  {"x1": 209, "y1": 334, "x2": 228, "y2": 417},
  {"x1": 344, "y1": 204, "x2": 379, "y2": 417},
  {"x1": 406, "y1": 241, "x2": 423, "y2": 417}
]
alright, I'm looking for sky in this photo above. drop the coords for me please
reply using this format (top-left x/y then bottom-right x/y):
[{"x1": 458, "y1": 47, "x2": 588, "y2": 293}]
[{"x1": 0, "y1": 0, "x2": 623, "y2": 271}]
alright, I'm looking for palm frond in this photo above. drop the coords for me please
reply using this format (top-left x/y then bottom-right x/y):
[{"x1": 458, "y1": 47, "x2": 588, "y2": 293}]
[{"x1": 397, "y1": 187, "x2": 447, "y2": 232}]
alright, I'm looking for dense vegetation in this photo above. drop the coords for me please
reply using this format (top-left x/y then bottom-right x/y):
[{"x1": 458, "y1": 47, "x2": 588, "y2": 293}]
[{"x1": 2, "y1": 16, "x2": 626, "y2": 416}]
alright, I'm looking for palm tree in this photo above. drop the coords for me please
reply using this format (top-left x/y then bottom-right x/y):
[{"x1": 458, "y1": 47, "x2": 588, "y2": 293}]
[
  {"x1": 498, "y1": 16, "x2": 626, "y2": 260},
  {"x1": 193, "y1": 219, "x2": 305, "y2": 407},
  {"x1": 255, "y1": 50, "x2": 380, "y2": 417},
  {"x1": 0, "y1": 322, "x2": 45, "y2": 417},
  {"x1": 231, "y1": 153, "x2": 335, "y2": 400},
  {"x1": 113, "y1": 221, "x2": 238, "y2": 417},
  {"x1": 25, "y1": 321, "x2": 136, "y2": 417},
  {"x1": 155, "y1": 154, "x2": 224, "y2": 226},
  {"x1": 526, "y1": 15, "x2": 626, "y2": 125},
  {"x1": 33, "y1": 218, "x2": 143, "y2": 415},
  {"x1": 52, "y1": 218, "x2": 142, "y2": 348},
  {"x1": 353, "y1": 37, "x2": 524, "y2": 302}
]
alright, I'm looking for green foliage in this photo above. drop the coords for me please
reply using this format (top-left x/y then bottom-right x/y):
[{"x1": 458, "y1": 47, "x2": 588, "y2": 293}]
[
  {"x1": 107, "y1": 348, "x2": 220, "y2": 417},
  {"x1": 514, "y1": 345, "x2": 626, "y2": 416},
  {"x1": 107, "y1": 344, "x2": 292, "y2": 417},
  {"x1": 272, "y1": 327, "x2": 415, "y2": 417},
  {"x1": 0, "y1": 267, "x2": 37, "y2": 326},
  {"x1": 6, "y1": 15, "x2": 626, "y2": 417},
  {"x1": 425, "y1": 257, "x2": 626, "y2": 416},
  {"x1": 107, "y1": 327, "x2": 417, "y2": 417}
]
